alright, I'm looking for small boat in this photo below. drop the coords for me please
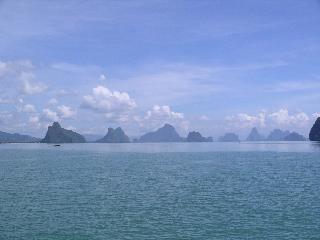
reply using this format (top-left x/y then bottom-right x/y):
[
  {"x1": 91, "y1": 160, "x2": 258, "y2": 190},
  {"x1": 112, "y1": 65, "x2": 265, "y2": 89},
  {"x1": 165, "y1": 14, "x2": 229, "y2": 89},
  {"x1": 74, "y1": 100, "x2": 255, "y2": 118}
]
[{"x1": 54, "y1": 144, "x2": 61, "y2": 147}]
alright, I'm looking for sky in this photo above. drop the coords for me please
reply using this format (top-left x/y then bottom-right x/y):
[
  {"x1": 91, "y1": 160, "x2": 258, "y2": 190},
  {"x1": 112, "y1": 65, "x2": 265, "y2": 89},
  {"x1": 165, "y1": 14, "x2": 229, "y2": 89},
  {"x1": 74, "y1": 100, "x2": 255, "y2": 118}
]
[{"x1": 0, "y1": 0, "x2": 320, "y2": 139}]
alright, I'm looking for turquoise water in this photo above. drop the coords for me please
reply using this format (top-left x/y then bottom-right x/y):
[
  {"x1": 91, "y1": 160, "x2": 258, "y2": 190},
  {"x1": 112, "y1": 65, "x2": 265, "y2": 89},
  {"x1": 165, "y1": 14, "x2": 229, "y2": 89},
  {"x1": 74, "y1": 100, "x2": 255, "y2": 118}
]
[{"x1": 1, "y1": 142, "x2": 320, "y2": 239}]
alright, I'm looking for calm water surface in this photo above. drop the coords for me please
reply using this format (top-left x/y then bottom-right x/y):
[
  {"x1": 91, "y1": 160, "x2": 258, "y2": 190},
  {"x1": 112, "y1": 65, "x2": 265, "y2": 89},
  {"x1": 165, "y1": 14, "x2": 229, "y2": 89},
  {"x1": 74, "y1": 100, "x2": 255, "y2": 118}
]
[{"x1": 1, "y1": 142, "x2": 320, "y2": 239}]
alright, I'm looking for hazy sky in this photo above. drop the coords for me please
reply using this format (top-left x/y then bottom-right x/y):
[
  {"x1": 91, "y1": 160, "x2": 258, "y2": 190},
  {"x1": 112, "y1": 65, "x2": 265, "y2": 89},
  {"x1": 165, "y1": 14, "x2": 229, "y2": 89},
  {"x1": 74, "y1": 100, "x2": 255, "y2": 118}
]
[{"x1": 1, "y1": 0, "x2": 320, "y2": 138}]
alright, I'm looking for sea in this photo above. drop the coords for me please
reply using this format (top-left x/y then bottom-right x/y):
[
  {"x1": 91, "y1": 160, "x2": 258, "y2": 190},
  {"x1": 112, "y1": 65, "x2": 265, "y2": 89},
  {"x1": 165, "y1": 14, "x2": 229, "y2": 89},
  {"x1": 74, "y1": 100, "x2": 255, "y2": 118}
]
[{"x1": 1, "y1": 142, "x2": 320, "y2": 239}]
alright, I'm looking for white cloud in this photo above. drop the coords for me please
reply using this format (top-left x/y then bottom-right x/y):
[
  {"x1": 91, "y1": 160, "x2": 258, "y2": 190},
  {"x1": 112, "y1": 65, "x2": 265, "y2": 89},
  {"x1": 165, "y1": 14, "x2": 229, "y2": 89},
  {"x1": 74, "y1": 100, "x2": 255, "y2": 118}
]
[
  {"x1": 226, "y1": 112, "x2": 266, "y2": 129},
  {"x1": 0, "y1": 111, "x2": 13, "y2": 124},
  {"x1": 48, "y1": 98, "x2": 58, "y2": 106},
  {"x1": 20, "y1": 79, "x2": 47, "y2": 95},
  {"x1": 138, "y1": 105, "x2": 188, "y2": 133},
  {"x1": 226, "y1": 108, "x2": 311, "y2": 132},
  {"x1": 0, "y1": 60, "x2": 33, "y2": 79},
  {"x1": 99, "y1": 74, "x2": 106, "y2": 81},
  {"x1": 22, "y1": 104, "x2": 36, "y2": 113},
  {"x1": 82, "y1": 85, "x2": 137, "y2": 114},
  {"x1": 57, "y1": 105, "x2": 76, "y2": 119},
  {"x1": 42, "y1": 108, "x2": 60, "y2": 122},
  {"x1": 268, "y1": 108, "x2": 309, "y2": 126},
  {"x1": 312, "y1": 113, "x2": 320, "y2": 119},
  {"x1": 28, "y1": 116, "x2": 42, "y2": 129},
  {"x1": 199, "y1": 115, "x2": 210, "y2": 121},
  {"x1": 145, "y1": 105, "x2": 184, "y2": 120},
  {"x1": 0, "y1": 60, "x2": 47, "y2": 95}
]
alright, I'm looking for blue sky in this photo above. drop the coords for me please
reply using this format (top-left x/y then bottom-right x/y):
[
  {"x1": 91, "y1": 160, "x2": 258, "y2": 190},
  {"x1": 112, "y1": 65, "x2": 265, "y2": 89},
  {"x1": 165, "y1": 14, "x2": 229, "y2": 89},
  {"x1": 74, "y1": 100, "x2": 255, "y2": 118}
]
[{"x1": 0, "y1": 0, "x2": 320, "y2": 138}]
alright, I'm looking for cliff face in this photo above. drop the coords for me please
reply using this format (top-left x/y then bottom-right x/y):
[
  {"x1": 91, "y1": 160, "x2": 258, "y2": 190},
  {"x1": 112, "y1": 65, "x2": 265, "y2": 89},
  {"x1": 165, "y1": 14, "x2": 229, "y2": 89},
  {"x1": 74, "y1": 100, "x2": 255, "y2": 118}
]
[
  {"x1": 246, "y1": 128, "x2": 264, "y2": 141},
  {"x1": 0, "y1": 131, "x2": 39, "y2": 143},
  {"x1": 218, "y1": 133, "x2": 240, "y2": 142},
  {"x1": 138, "y1": 124, "x2": 182, "y2": 142},
  {"x1": 41, "y1": 122, "x2": 86, "y2": 143},
  {"x1": 309, "y1": 117, "x2": 320, "y2": 141},
  {"x1": 96, "y1": 127, "x2": 130, "y2": 143},
  {"x1": 186, "y1": 131, "x2": 212, "y2": 142}
]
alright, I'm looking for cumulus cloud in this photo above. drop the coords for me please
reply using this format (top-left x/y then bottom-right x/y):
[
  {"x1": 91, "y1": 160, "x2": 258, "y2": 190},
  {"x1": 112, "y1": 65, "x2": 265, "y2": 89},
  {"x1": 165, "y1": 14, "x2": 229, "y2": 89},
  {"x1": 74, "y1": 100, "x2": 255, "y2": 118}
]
[
  {"x1": 22, "y1": 104, "x2": 36, "y2": 113},
  {"x1": 57, "y1": 105, "x2": 76, "y2": 119},
  {"x1": 226, "y1": 108, "x2": 311, "y2": 131},
  {"x1": 42, "y1": 108, "x2": 60, "y2": 122},
  {"x1": 48, "y1": 98, "x2": 58, "y2": 106},
  {"x1": 138, "y1": 105, "x2": 189, "y2": 132},
  {"x1": 28, "y1": 116, "x2": 42, "y2": 129},
  {"x1": 20, "y1": 77, "x2": 47, "y2": 95},
  {"x1": 226, "y1": 112, "x2": 266, "y2": 129},
  {"x1": 0, "y1": 60, "x2": 47, "y2": 95},
  {"x1": 82, "y1": 85, "x2": 137, "y2": 120},
  {"x1": 199, "y1": 115, "x2": 210, "y2": 121},
  {"x1": 99, "y1": 74, "x2": 106, "y2": 81},
  {"x1": 0, "y1": 60, "x2": 33, "y2": 79},
  {"x1": 268, "y1": 108, "x2": 309, "y2": 126}
]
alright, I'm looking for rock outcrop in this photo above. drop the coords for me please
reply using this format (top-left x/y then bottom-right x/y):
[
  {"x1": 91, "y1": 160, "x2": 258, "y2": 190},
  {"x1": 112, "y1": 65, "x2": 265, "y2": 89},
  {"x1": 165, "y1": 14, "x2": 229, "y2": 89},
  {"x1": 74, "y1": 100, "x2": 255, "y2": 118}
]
[
  {"x1": 218, "y1": 133, "x2": 240, "y2": 142},
  {"x1": 186, "y1": 131, "x2": 213, "y2": 142},
  {"x1": 96, "y1": 127, "x2": 130, "y2": 143},
  {"x1": 266, "y1": 129, "x2": 290, "y2": 141},
  {"x1": 0, "y1": 131, "x2": 40, "y2": 143},
  {"x1": 309, "y1": 117, "x2": 320, "y2": 141},
  {"x1": 284, "y1": 132, "x2": 306, "y2": 141},
  {"x1": 41, "y1": 122, "x2": 86, "y2": 143},
  {"x1": 246, "y1": 128, "x2": 264, "y2": 141},
  {"x1": 138, "y1": 124, "x2": 182, "y2": 142}
]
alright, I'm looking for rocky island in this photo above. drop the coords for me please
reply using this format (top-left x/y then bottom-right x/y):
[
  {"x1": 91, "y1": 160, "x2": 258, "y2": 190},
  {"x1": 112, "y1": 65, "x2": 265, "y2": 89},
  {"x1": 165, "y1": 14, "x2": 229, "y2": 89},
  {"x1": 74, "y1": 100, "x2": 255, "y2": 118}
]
[
  {"x1": 138, "y1": 124, "x2": 182, "y2": 142},
  {"x1": 284, "y1": 132, "x2": 306, "y2": 141},
  {"x1": 0, "y1": 131, "x2": 40, "y2": 143},
  {"x1": 309, "y1": 117, "x2": 320, "y2": 141},
  {"x1": 96, "y1": 127, "x2": 130, "y2": 143},
  {"x1": 246, "y1": 128, "x2": 264, "y2": 141},
  {"x1": 186, "y1": 131, "x2": 213, "y2": 142},
  {"x1": 41, "y1": 122, "x2": 86, "y2": 143},
  {"x1": 218, "y1": 133, "x2": 240, "y2": 142},
  {"x1": 266, "y1": 129, "x2": 290, "y2": 141}
]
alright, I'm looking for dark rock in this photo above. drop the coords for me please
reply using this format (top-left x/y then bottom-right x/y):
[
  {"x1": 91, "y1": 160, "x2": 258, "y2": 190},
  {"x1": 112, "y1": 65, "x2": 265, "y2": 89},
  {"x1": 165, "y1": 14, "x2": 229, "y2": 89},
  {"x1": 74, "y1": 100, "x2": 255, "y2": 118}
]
[
  {"x1": 218, "y1": 133, "x2": 240, "y2": 142},
  {"x1": 186, "y1": 131, "x2": 213, "y2": 142},
  {"x1": 246, "y1": 128, "x2": 264, "y2": 141},
  {"x1": 266, "y1": 129, "x2": 290, "y2": 141},
  {"x1": 41, "y1": 122, "x2": 86, "y2": 143},
  {"x1": 138, "y1": 124, "x2": 182, "y2": 142},
  {"x1": 0, "y1": 131, "x2": 40, "y2": 143},
  {"x1": 284, "y1": 132, "x2": 306, "y2": 141},
  {"x1": 309, "y1": 117, "x2": 320, "y2": 141},
  {"x1": 96, "y1": 127, "x2": 130, "y2": 143}
]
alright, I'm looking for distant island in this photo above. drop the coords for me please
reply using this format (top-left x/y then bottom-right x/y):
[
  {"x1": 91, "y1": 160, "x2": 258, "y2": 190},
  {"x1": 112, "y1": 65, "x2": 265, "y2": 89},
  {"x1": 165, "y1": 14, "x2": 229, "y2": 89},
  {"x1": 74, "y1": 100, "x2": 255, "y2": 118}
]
[
  {"x1": 266, "y1": 129, "x2": 291, "y2": 141},
  {"x1": 137, "y1": 124, "x2": 183, "y2": 142},
  {"x1": 0, "y1": 131, "x2": 40, "y2": 143},
  {"x1": 284, "y1": 132, "x2": 306, "y2": 141},
  {"x1": 2, "y1": 118, "x2": 320, "y2": 143},
  {"x1": 246, "y1": 128, "x2": 265, "y2": 141},
  {"x1": 96, "y1": 127, "x2": 130, "y2": 143},
  {"x1": 218, "y1": 133, "x2": 240, "y2": 142},
  {"x1": 186, "y1": 131, "x2": 213, "y2": 142},
  {"x1": 245, "y1": 128, "x2": 306, "y2": 142},
  {"x1": 41, "y1": 122, "x2": 86, "y2": 143}
]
